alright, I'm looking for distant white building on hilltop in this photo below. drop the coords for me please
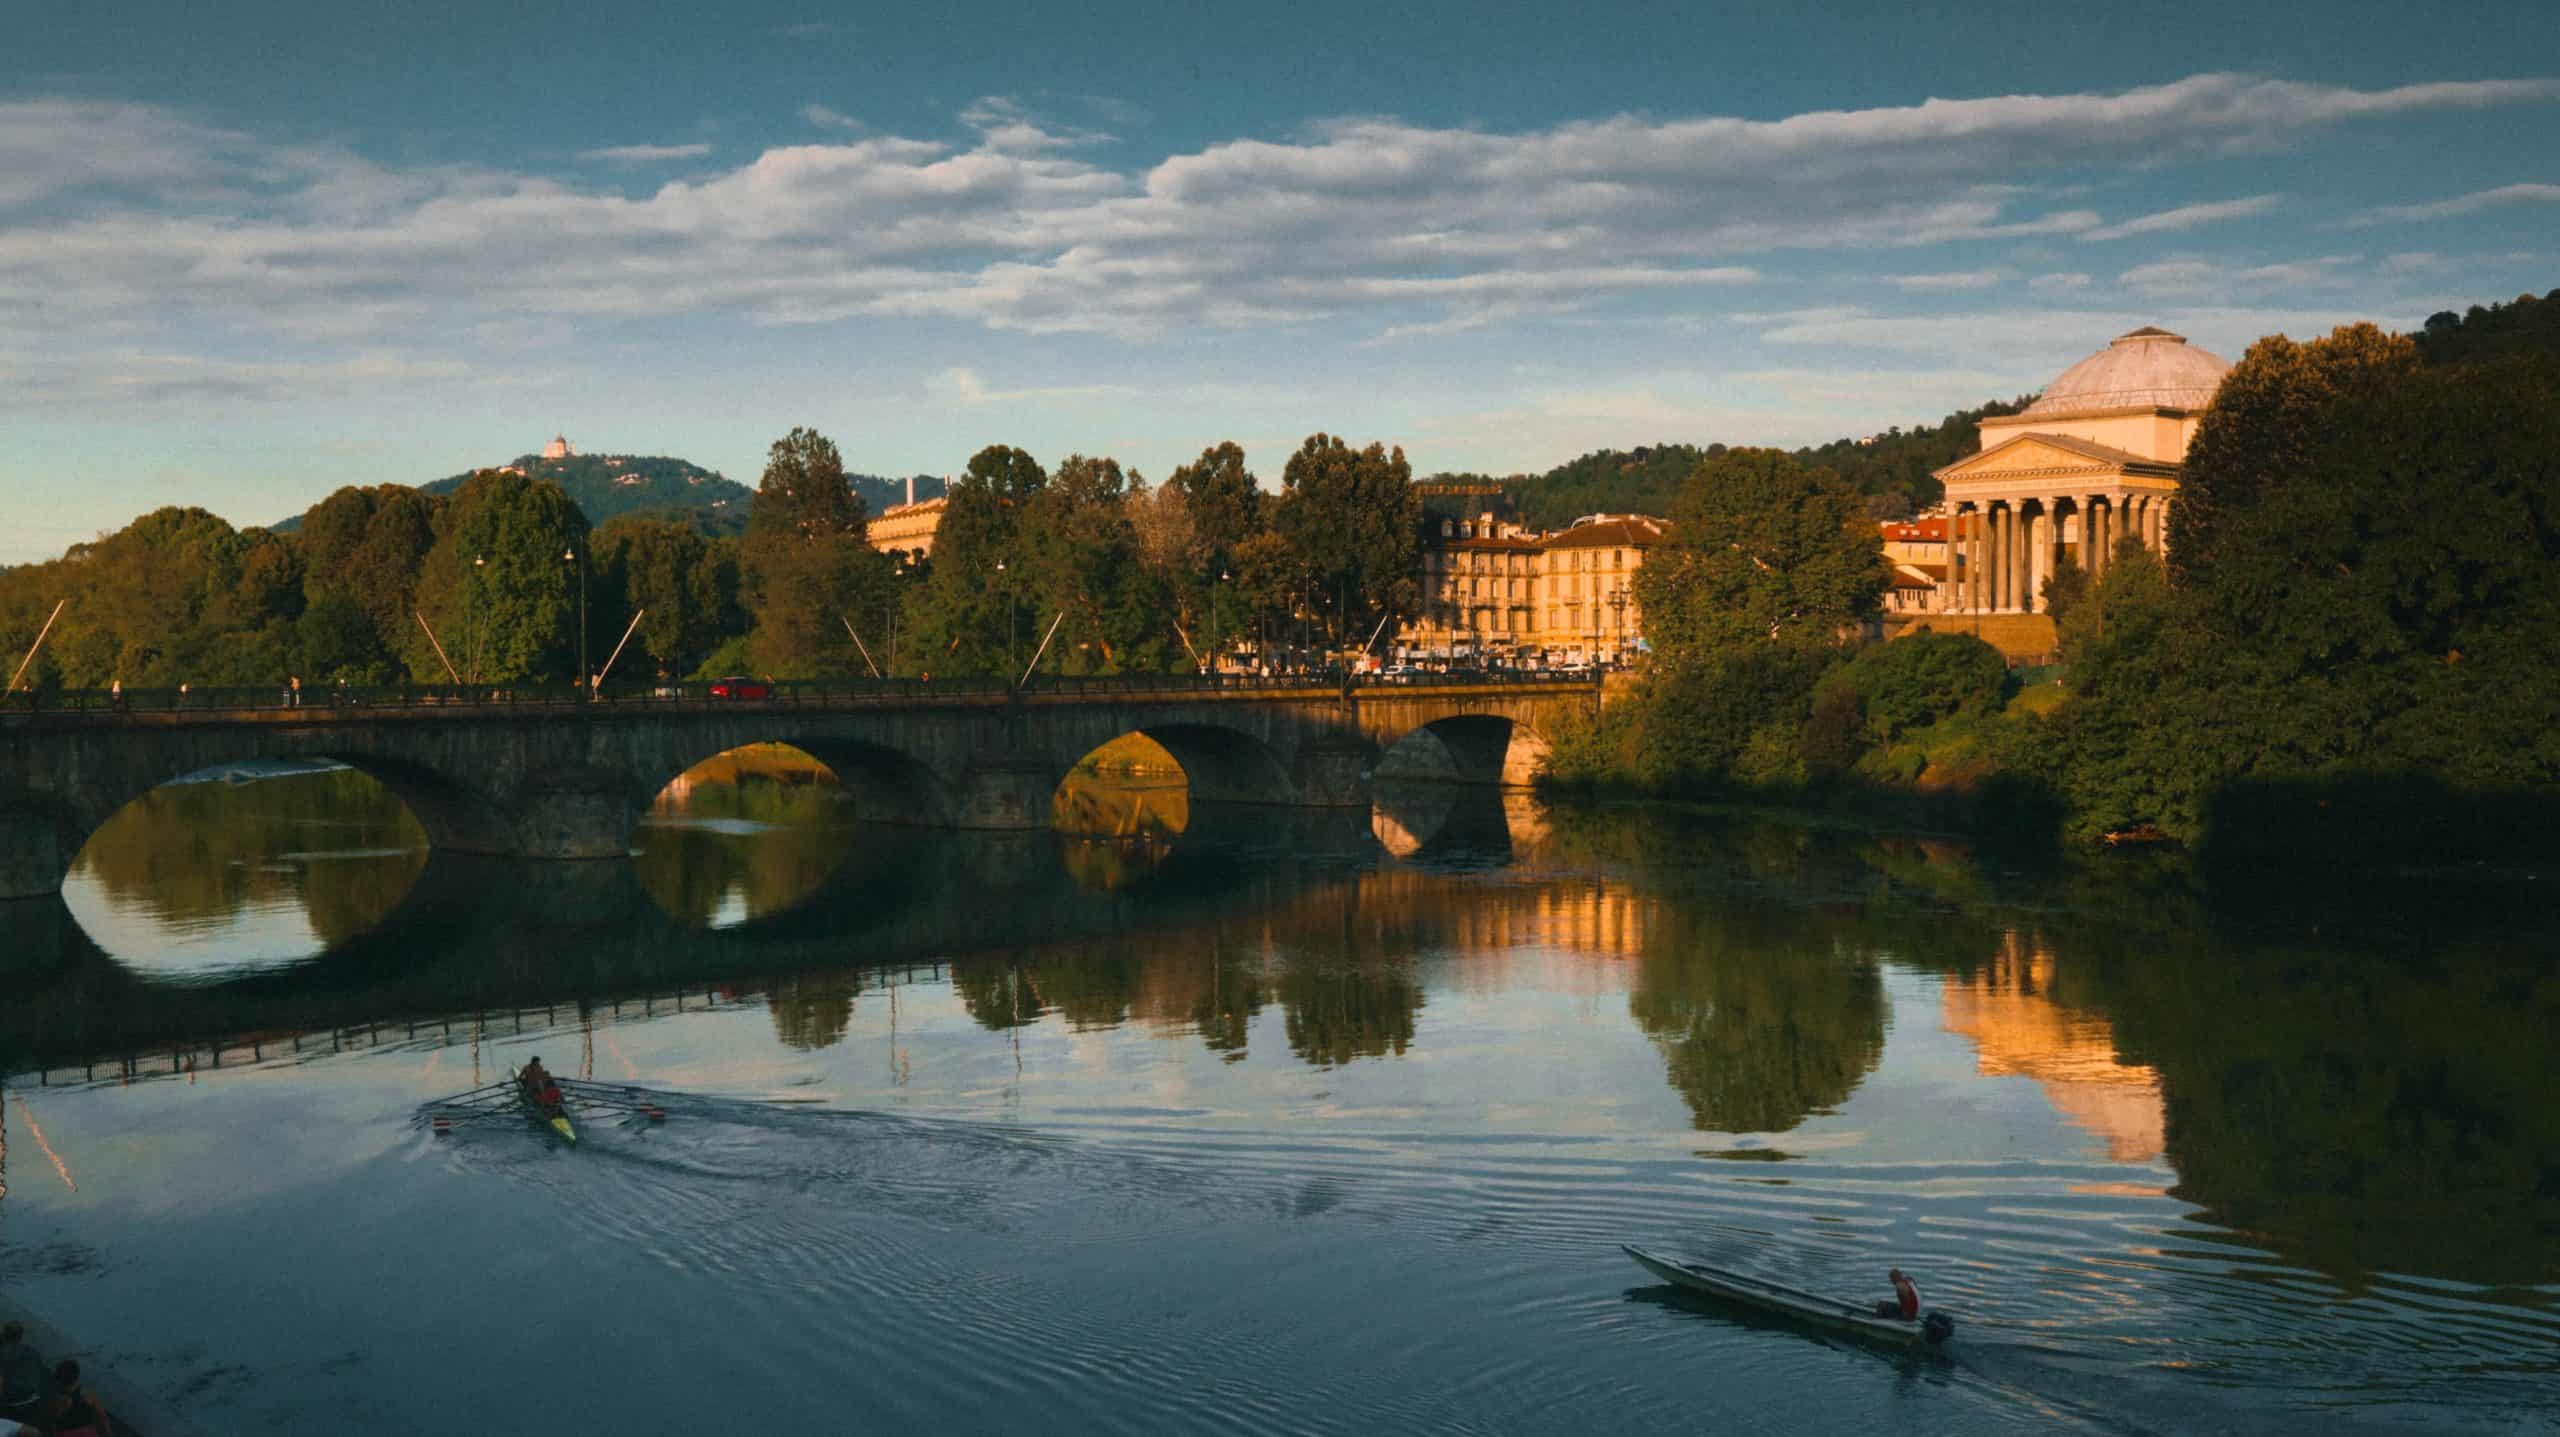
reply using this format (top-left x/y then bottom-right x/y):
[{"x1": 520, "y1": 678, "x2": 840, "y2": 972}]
[{"x1": 542, "y1": 434, "x2": 576, "y2": 460}]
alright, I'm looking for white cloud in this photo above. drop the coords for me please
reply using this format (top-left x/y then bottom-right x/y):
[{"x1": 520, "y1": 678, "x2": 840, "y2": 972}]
[
  {"x1": 579, "y1": 142, "x2": 713, "y2": 163},
  {"x1": 2029, "y1": 271, "x2": 2092, "y2": 292},
  {"x1": 2079, "y1": 194, "x2": 2281, "y2": 242},
  {"x1": 1884, "y1": 270, "x2": 2003, "y2": 292},
  {"x1": 924, "y1": 365, "x2": 1136, "y2": 408},
  {"x1": 2345, "y1": 181, "x2": 2560, "y2": 227},
  {"x1": 2118, "y1": 254, "x2": 2357, "y2": 297},
  {"x1": 0, "y1": 350, "x2": 483, "y2": 409},
  {"x1": 0, "y1": 71, "x2": 2550, "y2": 357}
]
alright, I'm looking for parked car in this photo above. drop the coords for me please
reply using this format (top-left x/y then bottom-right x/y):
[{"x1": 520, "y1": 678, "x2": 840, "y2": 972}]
[
  {"x1": 1378, "y1": 664, "x2": 1421, "y2": 684},
  {"x1": 709, "y1": 675, "x2": 774, "y2": 700}
]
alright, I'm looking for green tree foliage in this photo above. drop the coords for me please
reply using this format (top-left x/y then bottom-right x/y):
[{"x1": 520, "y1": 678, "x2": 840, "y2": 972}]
[
  {"x1": 1017, "y1": 455, "x2": 1179, "y2": 674},
  {"x1": 2170, "y1": 323, "x2": 2416, "y2": 586},
  {"x1": 407, "y1": 471, "x2": 589, "y2": 683},
  {"x1": 1812, "y1": 631, "x2": 2009, "y2": 747},
  {"x1": 593, "y1": 516, "x2": 732, "y2": 680},
  {"x1": 1169, "y1": 441, "x2": 1263, "y2": 572},
  {"x1": 2415, "y1": 288, "x2": 2559, "y2": 367},
  {"x1": 2057, "y1": 328, "x2": 2560, "y2": 845},
  {"x1": 0, "y1": 507, "x2": 303, "y2": 689},
  {"x1": 1636, "y1": 448, "x2": 1885, "y2": 659},
  {"x1": 740, "y1": 427, "x2": 887, "y2": 678},
  {"x1": 1272, "y1": 434, "x2": 1419, "y2": 648},
  {"x1": 904, "y1": 445, "x2": 1048, "y2": 675},
  {"x1": 1794, "y1": 398, "x2": 2032, "y2": 515},
  {"x1": 1501, "y1": 445, "x2": 1706, "y2": 529},
  {"x1": 296, "y1": 484, "x2": 441, "y2": 678}
]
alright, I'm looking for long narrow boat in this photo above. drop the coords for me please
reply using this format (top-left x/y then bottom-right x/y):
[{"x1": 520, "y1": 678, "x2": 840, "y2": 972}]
[
  {"x1": 516, "y1": 1070, "x2": 577, "y2": 1146},
  {"x1": 427, "y1": 1078, "x2": 666, "y2": 1143},
  {"x1": 1621, "y1": 1245, "x2": 1954, "y2": 1349}
]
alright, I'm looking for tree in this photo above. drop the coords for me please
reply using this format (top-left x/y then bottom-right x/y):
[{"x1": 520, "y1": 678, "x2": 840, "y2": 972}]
[
  {"x1": 1169, "y1": 441, "x2": 1263, "y2": 573},
  {"x1": 408, "y1": 472, "x2": 589, "y2": 683},
  {"x1": 902, "y1": 445, "x2": 1048, "y2": 675},
  {"x1": 1635, "y1": 448, "x2": 1884, "y2": 660},
  {"x1": 1272, "y1": 434, "x2": 1419, "y2": 649},
  {"x1": 594, "y1": 516, "x2": 727, "y2": 679},
  {"x1": 2170, "y1": 323, "x2": 2416, "y2": 588},
  {"x1": 297, "y1": 484, "x2": 442, "y2": 673},
  {"x1": 1017, "y1": 454, "x2": 1174, "y2": 674},
  {"x1": 741, "y1": 427, "x2": 887, "y2": 677}
]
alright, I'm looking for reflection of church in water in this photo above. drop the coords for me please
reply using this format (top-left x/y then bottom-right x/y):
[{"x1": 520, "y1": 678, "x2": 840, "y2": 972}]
[{"x1": 1937, "y1": 936, "x2": 2165, "y2": 1163}]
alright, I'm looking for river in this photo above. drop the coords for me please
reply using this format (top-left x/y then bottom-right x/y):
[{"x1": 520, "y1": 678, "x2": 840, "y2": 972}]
[{"x1": 1, "y1": 756, "x2": 2553, "y2": 1433}]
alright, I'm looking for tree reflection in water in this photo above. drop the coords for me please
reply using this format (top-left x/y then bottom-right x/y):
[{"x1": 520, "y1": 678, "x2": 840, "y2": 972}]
[
  {"x1": 68, "y1": 766, "x2": 428, "y2": 958},
  {"x1": 638, "y1": 745, "x2": 859, "y2": 928},
  {"x1": 23, "y1": 769, "x2": 2560, "y2": 1295}
]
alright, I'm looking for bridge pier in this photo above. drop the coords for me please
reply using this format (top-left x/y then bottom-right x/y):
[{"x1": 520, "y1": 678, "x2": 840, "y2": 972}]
[
  {"x1": 1293, "y1": 734, "x2": 1376, "y2": 809},
  {"x1": 953, "y1": 753, "x2": 1069, "y2": 829},
  {"x1": 495, "y1": 771, "x2": 636, "y2": 859},
  {"x1": 0, "y1": 804, "x2": 74, "y2": 901}
]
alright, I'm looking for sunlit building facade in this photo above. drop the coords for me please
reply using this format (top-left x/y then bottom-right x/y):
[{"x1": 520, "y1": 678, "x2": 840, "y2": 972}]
[
  {"x1": 1401, "y1": 512, "x2": 1665, "y2": 666},
  {"x1": 1931, "y1": 326, "x2": 2230, "y2": 614}
]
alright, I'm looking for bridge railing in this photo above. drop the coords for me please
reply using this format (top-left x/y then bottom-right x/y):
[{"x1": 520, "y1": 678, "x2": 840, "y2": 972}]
[{"x1": 1, "y1": 668, "x2": 1598, "y2": 720}]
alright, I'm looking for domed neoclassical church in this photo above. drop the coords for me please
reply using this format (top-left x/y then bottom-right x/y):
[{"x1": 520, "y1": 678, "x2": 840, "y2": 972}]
[{"x1": 1930, "y1": 326, "x2": 2231, "y2": 613}]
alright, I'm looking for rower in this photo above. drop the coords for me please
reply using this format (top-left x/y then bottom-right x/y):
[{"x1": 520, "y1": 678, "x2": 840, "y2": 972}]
[
  {"x1": 520, "y1": 1056, "x2": 562, "y2": 1109},
  {"x1": 1872, "y1": 1268, "x2": 1921, "y2": 1321}
]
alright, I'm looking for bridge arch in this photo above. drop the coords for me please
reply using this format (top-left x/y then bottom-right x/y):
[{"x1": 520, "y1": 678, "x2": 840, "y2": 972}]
[
  {"x1": 1373, "y1": 713, "x2": 1549, "y2": 788},
  {"x1": 12, "y1": 750, "x2": 554, "y2": 903}
]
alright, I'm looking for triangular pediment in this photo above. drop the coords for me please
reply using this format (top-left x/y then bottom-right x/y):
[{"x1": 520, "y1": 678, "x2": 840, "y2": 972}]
[{"x1": 1935, "y1": 431, "x2": 2170, "y2": 485}]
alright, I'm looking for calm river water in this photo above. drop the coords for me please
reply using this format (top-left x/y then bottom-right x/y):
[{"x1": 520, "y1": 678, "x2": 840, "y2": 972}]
[{"x1": 2, "y1": 759, "x2": 2554, "y2": 1433}]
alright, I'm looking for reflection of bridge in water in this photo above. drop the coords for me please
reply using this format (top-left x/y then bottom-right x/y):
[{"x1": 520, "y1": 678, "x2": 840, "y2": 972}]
[
  {"x1": 9, "y1": 966, "x2": 951, "y2": 1090},
  {"x1": 1, "y1": 788, "x2": 1552, "y2": 1080}
]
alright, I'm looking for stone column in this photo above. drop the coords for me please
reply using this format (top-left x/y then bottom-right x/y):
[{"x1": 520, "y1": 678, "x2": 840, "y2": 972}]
[
  {"x1": 1973, "y1": 507, "x2": 1989, "y2": 612},
  {"x1": 2022, "y1": 504, "x2": 2039, "y2": 612},
  {"x1": 1987, "y1": 504, "x2": 2006, "y2": 611},
  {"x1": 2087, "y1": 496, "x2": 2108, "y2": 581},
  {"x1": 1976, "y1": 504, "x2": 1996, "y2": 609},
  {"x1": 2030, "y1": 503, "x2": 2051, "y2": 611},
  {"x1": 1963, "y1": 506, "x2": 1980, "y2": 611}
]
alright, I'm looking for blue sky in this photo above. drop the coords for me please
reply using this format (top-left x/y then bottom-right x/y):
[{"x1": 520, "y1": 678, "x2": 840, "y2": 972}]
[{"x1": 5, "y1": 0, "x2": 2556, "y2": 561}]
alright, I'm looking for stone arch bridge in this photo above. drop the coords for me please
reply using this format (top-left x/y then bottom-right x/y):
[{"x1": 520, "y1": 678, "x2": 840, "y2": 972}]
[{"x1": 0, "y1": 677, "x2": 1594, "y2": 900}]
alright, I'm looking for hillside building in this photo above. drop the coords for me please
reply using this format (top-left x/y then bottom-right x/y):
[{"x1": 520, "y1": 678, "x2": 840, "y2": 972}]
[{"x1": 867, "y1": 474, "x2": 947, "y2": 562}]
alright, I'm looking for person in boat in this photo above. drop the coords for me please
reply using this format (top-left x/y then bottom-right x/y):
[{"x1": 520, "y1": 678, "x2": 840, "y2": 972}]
[
  {"x1": 44, "y1": 1360, "x2": 110, "y2": 1436},
  {"x1": 1872, "y1": 1268, "x2": 1922, "y2": 1321},
  {"x1": 0, "y1": 1323, "x2": 44, "y2": 1426},
  {"x1": 519, "y1": 1056, "x2": 563, "y2": 1111}
]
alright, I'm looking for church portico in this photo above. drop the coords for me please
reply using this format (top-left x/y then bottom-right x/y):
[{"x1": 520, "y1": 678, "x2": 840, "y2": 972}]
[{"x1": 1934, "y1": 328, "x2": 2226, "y2": 615}]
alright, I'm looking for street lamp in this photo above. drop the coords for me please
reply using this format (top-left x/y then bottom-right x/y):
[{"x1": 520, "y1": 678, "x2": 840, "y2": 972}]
[
  {"x1": 995, "y1": 559, "x2": 1015, "y2": 674},
  {"x1": 1606, "y1": 584, "x2": 1630, "y2": 670},
  {"x1": 562, "y1": 546, "x2": 587, "y2": 694},
  {"x1": 1210, "y1": 569, "x2": 1229, "y2": 681},
  {"x1": 470, "y1": 555, "x2": 487, "y2": 685}
]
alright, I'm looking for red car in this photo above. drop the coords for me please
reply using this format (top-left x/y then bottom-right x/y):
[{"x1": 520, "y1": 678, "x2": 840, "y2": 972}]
[{"x1": 708, "y1": 675, "x2": 773, "y2": 700}]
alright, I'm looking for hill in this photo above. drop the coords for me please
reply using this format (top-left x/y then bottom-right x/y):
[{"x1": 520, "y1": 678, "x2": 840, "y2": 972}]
[
  {"x1": 854, "y1": 473, "x2": 948, "y2": 514},
  {"x1": 273, "y1": 455, "x2": 944, "y2": 536},
  {"x1": 425, "y1": 453, "x2": 752, "y2": 529},
  {"x1": 1485, "y1": 398, "x2": 2037, "y2": 529}
]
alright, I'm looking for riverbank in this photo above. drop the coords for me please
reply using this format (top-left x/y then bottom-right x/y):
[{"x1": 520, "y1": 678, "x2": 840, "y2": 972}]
[{"x1": 0, "y1": 1292, "x2": 202, "y2": 1436}]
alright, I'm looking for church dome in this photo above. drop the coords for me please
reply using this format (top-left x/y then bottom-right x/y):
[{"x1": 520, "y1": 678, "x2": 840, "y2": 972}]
[{"x1": 2022, "y1": 327, "x2": 2230, "y2": 415}]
